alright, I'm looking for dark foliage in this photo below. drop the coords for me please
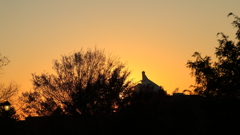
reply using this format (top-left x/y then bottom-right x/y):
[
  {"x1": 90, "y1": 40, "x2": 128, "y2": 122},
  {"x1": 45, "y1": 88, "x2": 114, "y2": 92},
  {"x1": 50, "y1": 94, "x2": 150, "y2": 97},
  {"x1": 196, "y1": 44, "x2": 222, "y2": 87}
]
[
  {"x1": 21, "y1": 47, "x2": 134, "y2": 117},
  {"x1": 187, "y1": 13, "x2": 240, "y2": 99}
]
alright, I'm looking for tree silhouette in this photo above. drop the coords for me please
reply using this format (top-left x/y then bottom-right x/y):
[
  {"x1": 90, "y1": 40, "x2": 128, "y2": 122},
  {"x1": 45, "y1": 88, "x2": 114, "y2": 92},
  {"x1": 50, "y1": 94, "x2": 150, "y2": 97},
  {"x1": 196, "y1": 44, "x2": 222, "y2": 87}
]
[
  {"x1": 0, "y1": 83, "x2": 19, "y2": 123},
  {"x1": 0, "y1": 53, "x2": 9, "y2": 69},
  {"x1": 0, "y1": 54, "x2": 19, "y2": 121},
  {"x1": 0, "y1": 54, "x2": 19, "y2": 102},
  {"x1": 0, "y1": 83, "x2": 19, "y2": 102},
  {"x1": 187, "y1": 13, "x2": 240, "y2": 99},
  {"x1": 20, "y1": 91, "x2": 61, "y2": 117},
  {"x1": 22, "y1": 47, "x2": 134, "y2": 117},
  {"x1": 0, "y1": 53, "x2": 10, "y2": 76}
]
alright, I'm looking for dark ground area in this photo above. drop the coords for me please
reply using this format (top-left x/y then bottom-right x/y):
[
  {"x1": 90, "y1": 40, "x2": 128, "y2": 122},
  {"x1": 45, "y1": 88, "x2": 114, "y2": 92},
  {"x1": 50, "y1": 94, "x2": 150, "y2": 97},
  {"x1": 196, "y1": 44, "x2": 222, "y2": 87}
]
[{"x1": 1, "y1": 95, "x2": 240, "y2": 135}]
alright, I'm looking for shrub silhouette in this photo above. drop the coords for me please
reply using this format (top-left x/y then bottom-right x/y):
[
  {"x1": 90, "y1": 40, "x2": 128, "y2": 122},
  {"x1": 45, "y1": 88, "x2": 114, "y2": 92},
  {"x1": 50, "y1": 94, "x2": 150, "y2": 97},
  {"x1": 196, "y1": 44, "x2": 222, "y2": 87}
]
[{"x1": 187, "y1": 13, "x2": 240, "y2": 99}]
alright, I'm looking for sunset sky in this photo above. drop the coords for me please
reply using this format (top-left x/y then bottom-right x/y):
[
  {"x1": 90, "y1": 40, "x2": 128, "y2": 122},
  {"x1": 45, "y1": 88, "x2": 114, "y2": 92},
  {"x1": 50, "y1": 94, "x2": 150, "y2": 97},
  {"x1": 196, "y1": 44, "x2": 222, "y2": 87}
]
[{"x1": 1, "y1": 0, "x2": 240, "y2": 95}]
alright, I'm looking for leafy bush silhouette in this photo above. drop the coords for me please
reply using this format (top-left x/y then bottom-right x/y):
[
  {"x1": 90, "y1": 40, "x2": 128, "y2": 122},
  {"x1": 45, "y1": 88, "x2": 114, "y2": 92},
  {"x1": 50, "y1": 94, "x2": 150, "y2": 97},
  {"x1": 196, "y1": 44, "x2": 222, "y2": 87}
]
[{"x1": 187, "y1": 13, "x2": 240, "y2": 99}]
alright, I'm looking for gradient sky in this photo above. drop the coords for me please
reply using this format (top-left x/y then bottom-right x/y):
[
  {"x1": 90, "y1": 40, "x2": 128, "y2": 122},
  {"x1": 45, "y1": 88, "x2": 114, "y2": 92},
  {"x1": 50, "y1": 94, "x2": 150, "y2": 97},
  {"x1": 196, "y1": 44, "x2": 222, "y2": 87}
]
[{"x1": 1, "y1": 0, "x2": 240, "y2": 95}]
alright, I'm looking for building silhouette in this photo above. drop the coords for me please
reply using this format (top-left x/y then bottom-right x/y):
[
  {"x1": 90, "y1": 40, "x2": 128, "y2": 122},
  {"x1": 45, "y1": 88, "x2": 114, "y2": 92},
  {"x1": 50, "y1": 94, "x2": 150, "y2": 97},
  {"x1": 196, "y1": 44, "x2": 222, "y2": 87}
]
[{"x1": 134, "y1": 71, "x2": 161, "y2": 92}]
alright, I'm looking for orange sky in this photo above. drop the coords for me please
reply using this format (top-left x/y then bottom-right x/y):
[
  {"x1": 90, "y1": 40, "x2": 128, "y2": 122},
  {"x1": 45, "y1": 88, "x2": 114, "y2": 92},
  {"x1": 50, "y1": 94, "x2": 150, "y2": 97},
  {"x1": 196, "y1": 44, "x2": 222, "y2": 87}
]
[{"x1": 0, "y1": 0, "x2": 240, "y2": 95}]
